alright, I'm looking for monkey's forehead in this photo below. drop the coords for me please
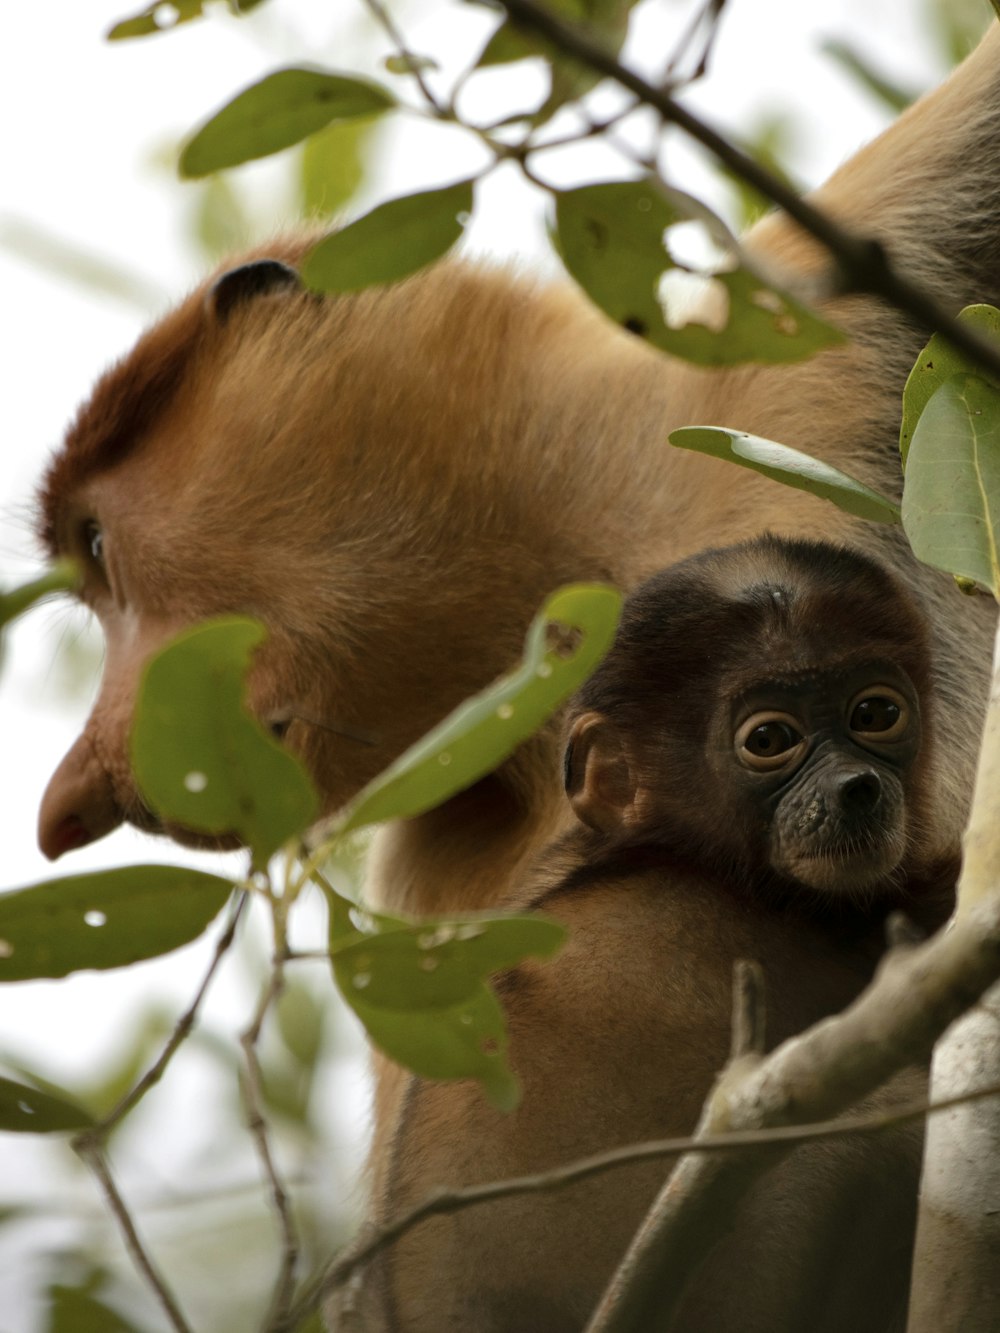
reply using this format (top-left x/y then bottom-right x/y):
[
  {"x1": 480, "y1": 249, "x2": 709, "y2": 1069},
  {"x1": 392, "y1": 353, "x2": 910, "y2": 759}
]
[{"x1": 723, "y1": 655, "x2": 915, "y2": 698}]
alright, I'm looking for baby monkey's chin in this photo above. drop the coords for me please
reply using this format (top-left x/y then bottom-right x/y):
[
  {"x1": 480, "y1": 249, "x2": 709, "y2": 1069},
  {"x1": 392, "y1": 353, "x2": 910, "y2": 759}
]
[{"x1": 778, "y1": 835, "x2": 907, "y2": 898}]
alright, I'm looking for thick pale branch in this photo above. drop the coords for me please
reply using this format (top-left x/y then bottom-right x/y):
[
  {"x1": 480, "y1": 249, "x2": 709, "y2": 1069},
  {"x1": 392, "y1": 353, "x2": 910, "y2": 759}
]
[{"x1": 586, "y1": 897, "x2": 1000, "y2": 1333}]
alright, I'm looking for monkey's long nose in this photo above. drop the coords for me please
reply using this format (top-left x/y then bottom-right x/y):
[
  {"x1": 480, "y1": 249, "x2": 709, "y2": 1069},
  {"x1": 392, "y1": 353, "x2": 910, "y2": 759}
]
[{"x1": 38, "y1": 733, "x2": 124, "y2": 860}]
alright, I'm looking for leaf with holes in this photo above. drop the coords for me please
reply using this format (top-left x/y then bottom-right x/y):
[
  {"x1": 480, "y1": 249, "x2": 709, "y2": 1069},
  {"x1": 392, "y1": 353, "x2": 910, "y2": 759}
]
[
  {"x1": 108, "y1": 0, "x2": 207, "y2": 39},
  {"x1": 0, "y1": 1074, "x2": 93, "y2": 1134},
  {"x1": 132, "y1": 618, "x2": 319, "y2": 864},
  {"x1": 302, "y1": 180, "x2": 475, "y2": 293},
  {"x1": 901, "y1": 374, "x2": 1000, "y2": 594},
  {"x1": 324, "y1": 885, "x2": 564, "y2": 1110},
  {"x1": 670, "y1": 427, "x2": 901, "y2": 525},
  {"x1": 336, "y1": 583, "x2": 620, "y2": 833},
  {"x1": 899, "y1": 304, "x2": 1000, "y2": 465},
  {"x1": 554, "y1": 180, "x2": 842, "y2": 366},
  {"x1": 0, "y1": 866, "x2": 233, "y2": 980},
  {"x1": 180, "y1": 67, "x2": 396, "y2": 177}
]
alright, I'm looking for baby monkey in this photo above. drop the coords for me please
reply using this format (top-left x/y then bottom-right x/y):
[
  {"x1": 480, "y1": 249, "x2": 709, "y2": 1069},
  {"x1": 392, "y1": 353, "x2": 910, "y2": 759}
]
[{"x1": 564, "y1": 535, "x2": 948, "y2": 912}]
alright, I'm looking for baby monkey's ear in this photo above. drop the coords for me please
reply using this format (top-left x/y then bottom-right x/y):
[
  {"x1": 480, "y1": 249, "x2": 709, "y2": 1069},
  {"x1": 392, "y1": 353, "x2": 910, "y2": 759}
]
[{"x1": 564, "y1": 711, "x2": 651, "y2": 835}]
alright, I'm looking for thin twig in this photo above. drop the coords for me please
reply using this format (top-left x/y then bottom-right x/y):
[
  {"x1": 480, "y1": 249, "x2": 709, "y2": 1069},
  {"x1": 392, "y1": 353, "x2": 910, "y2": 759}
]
[
  {"x1": 68, "y1": 892, "x2": 248, "y2": 1330},
  {"x1": 285, "y1": 1070, "x2": 1000, "y2": 1325},
  {"x1": 665, "y1": 0, "x2": 728, "y2": 88},
  {"x1": 499, "y1": 0, "x2": 1000, "y2": 382},
  {"x1": 361, "y1": 0, "x2": 446, "y2": 116},
  {"x1": 241, "y1": 883, "x2": 300, "y2": 1333},
  {"x1": 74, "y1": 1139, "x2": 194, "y2": 1333},
  {"x1": 98, "y1": 891, "x2": 248, "y2": 1134}
]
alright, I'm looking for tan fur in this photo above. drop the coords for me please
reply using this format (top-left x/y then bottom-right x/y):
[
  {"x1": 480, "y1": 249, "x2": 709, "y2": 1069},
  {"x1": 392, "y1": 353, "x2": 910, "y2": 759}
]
[{"x1": 34, "y1": 25, "x2": 1000, "y2": 1332}]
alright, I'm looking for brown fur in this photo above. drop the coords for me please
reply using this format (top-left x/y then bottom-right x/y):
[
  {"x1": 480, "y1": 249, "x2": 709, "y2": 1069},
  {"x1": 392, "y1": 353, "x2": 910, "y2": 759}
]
[{"x1": 33, "y1": 25, "x2": 1000, "y2": 1333}]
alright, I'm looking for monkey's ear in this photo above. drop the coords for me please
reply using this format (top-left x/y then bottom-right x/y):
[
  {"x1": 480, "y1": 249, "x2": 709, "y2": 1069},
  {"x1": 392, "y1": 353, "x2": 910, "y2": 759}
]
[
  {"x1": 564, "y1": 712, "x2": 647, "y2": 835},
  {"x1": 206, "y1": 259, "x2": 302, "y2": 324}
]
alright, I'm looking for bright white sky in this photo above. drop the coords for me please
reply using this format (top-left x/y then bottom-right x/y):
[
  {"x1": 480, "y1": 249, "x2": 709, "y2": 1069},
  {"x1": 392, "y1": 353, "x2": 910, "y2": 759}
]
[{"x1": 0, "y1": 0, "x2": 972, "y2": 1325}]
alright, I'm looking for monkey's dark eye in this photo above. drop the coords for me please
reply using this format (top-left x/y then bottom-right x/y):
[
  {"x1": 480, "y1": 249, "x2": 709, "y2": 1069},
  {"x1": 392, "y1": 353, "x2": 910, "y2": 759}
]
[
  {"x1": 268, "y1": 718, "x2": 292, "y2": 742},
  {"x1": 735, "y1": 712, "x2": 806, "y2": 772},
  {"x1": 848, "y1": 688, "x2": 908, "y2": 740},
  {"x1": 83, "y1": 520, "x2": 104, "y2": 566}
]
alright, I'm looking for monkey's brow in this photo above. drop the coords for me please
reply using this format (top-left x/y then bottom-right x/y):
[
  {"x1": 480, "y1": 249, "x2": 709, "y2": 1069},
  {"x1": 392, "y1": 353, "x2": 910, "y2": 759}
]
[{"x1": 292, "y1": 714, "x2": 378, "y2": 746}]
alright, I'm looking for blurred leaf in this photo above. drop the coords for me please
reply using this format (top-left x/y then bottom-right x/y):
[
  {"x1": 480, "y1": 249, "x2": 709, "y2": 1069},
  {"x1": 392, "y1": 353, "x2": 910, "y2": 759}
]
[
  {"x1": 291, "y1": 1314, "x2": 325, "y2": 1333},
  {"x1": 716, "y1": 114, "x2": 800, "y2": 231},
  {"x1": 930, "y1": 0, "x2": 992, "y2": 67},
  {"x1": 47, "y1": 1275, "x2": 141, "y2": 1332},
  {"x1": 131, "y1": 618, "x2": 319, "y2": 866},
  {"x1": 384, "y1": 52, "x2": 439, "y2": 76},
  {"x1": 554, "y1": 180, "x2": 843, "y2": 365},
  {"x1": 0, "y1": 562, "x2": 77, "y2": 631},
  {"x1": 822, "y1": 39, "x2": 915, "y2": 113},
  {"x1": 477, "y1": 0, "x2": 636, "y2": 122},
  {"x1": 302, "y1": 180, "x2": 474, "y2": 293},
  {"x1": 73, "y1": 1010, "x2": 173, "y2": 1118},
  {"x1": 110, "y1": 0, "x2": 269, "y2": 40},
  {"x1": 180, "y1": 68, "x2": 396, "y2": 177},
  {"x1": 0, "y1": 867, "x2": 232, "y2": 980},
  {"x1": 300, "y1": 118, "x2": 374, "y2": 219},
  {"x1": 275, "y1": 978, "x2": 326, "y2": 1068},
  {"x1": 192, "y1": 174, "x2": 252, "y2": 260},
  {"x1": 670, "y1": 427, "x2": 901, "y2": 525},
  {"x1": 338, "y1": 583, "x2": 620, "y2": 833},
  {"x1": 324, "y1": 887, "x2": 564, "y2": 1111},
  {"x1": 0, "y1": 218, "x2": 166, "y2": 311},
  {"x1": 109, "y1": 0, "x2": 207, "y2": 39},
  {"x1": 899, "y1": 304, "x2": 1000, "y2": 464},
  {"x1": 901, "y1": 374, "x2": 1000, "y2": 595},
  {"x1": 0, "y1": 1074, "x2": 92, "y2": 1134}
]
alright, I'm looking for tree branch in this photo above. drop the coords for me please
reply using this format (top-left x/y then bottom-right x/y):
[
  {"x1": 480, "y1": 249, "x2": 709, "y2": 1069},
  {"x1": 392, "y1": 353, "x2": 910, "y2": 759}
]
[
  {"x1": 74, "y1": 1138, "x2": 193, "y2": 1333},
  {"x1": 499, "y1": 0, "x2": 1000, "y2": 381},
  {"x1": 292, "y1": 1057, "x2": 1000, "y2": 1327},
  {"x1": 586, "y1": 895, "x2": 1000, "y2": 1333}
]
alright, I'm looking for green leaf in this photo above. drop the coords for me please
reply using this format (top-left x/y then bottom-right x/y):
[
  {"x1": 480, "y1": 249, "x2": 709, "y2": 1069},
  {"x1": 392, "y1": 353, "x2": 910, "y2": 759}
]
[
  {"x1": 108, "y1": 0, "x2": 206, "y2": 39},
  {"x1": 670, "y1": 427, "x2": 901, "y2": 525},
  {"x1": 0, "y1": 1074, "x2": 93, "y2": 1134},
  {"x1": 349, "y1": 983, "x2": 519, "y2": 1110},
  {"x1": 191, "y1": 174, "x2": 252, "y2": 260},
  {"x1": 324, "y1": 887, "x2": 564, "y2": 1110},
  {"x1": 131, "y1": 617, "x2": 319, "y2": 865},
  {"x1": 47, "y1": 1276, "x2": 141, "y2": 1332},
  {"x1": 179, "y1": 68, "x2": 396, "y2": 177},
  {"x1": 821, "y1": 39, "x2": 915, "y2": 114},
  {"x1": 338, "y1": 583, "x2": 620, "y2": 833},
  {"x1": 0, "y1": 866, "x2": 233, "y2": 980},
  {"x1": 900, "y1": 304, "x2": 1000, "y2": 465},
  {"x1": 554, "y1": 180, "x2": 843, "y2": 366},
  {"x1": 332, "y1": 914, "x2": 566, "y2": 1010},
  {"x1": 299, "y1": 118, "x2": 373, "y2": 218},
  {"x1": 301, "y1": 180, "x2": 475, "y2": 293},
  {"x1": 901, "y1": 374, "x2": 1000, "y2": 594},
  {"x1": 0, "y1": 562, "x2": 77, "y2": 630},
  {"x1": 476, "y1": 0, "x2": 636, "y2": 123}
]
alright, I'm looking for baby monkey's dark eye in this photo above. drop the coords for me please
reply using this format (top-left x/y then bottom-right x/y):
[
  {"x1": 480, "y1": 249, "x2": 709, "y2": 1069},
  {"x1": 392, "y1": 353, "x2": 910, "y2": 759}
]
[
  {"x1": 268, "y1": 718, "x2": 292, "y2": 741},
  {"x1": 735, "y1": 711, "x2": 807, "y2": 772},
  {"x1": 849, "y1": 689, "x2": 908, "y2": 739},
  {"x1": 745, "y1": 721, "x2": 800, "y2": 757}
]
